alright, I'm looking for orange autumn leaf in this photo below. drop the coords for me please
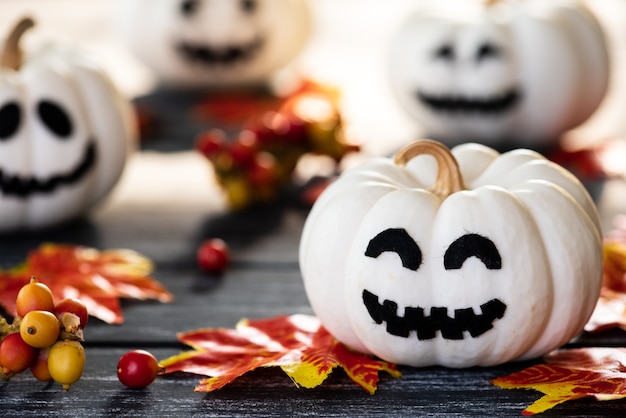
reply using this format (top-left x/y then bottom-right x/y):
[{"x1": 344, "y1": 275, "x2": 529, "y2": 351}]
[
  {"x1": 160, "y1": 314, "x2": 400, "y2": 394},
  {"x1": 492, "y1": 348, "x2": 626, "y2": 415},
  {"x1": 0, "y1": 243, "x2": 172, "y2": 324}
]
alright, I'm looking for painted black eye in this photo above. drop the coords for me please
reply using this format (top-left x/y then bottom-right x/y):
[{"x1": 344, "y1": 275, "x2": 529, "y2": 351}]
[
  {"x1": 365, "y1": 228, "x2": 422, "y2": 271},
  {"x1": 180, "y1": 0, "x2": 200, "y2": 17},
  {"x1": 434, "y1": 44, "x2": 455, "y2": 61},
  {"x1": 444, "y1": 234, "x2": 502, "y2": 270},
  {"x1": 37, "y1": 100, "x2": 73, "y2": 139},
  {"x1": 240, "y1": 0, "x2": 257, "y2": 14},
  {"x1": 0, "y1": 102, "x2": 21, "y2": 140},
  {"x1": 476, "y1": 43, "x2": 500, "y2": 63}
]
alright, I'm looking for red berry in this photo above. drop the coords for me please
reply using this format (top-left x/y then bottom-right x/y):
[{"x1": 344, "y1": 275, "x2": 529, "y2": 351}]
[
  {"x1": 261, "y1": 111, "x2": 307, "y2": 145},
  {"x1": 196, "y1": 129, "x2": 226, "y2": 157},
  {"x1": 197, "y1": 239, "x2": 230, "y2": 274},
  {"x1": 229, "y1": 130, "x2": 258, "y2": 167},
  {"x1": 0, "y1": 332, "x2": 38, "y2": 375},
  {"x1": 117, "y1": 350, "x2": 163, "y2": 389},
  {"x1": 244, "y1": 112, "x2": 277, "y2": 145},
  {"x1": 55, "y1": 298, "x2": 89, "y2": 329},
  {"x1": 247, "y1": 152, "x2": 278, "y2": 187},
  {"x1": 30, "y1": 347, "x2": 52, "y2": 382},
  {"x1": 278, "y1": 114, "x2": 308, "y2": 144}
]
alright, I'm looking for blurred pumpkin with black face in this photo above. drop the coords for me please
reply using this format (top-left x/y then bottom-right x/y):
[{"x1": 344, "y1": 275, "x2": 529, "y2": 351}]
[
  {"x1": 0, "y1": 18, "x2": 133, "y2": 231},
  {"x1": 117, "y1": 0, "x2": 312, "y2": 88},
  {"x1": 388, "y1": 0, "x2": 609, "y2": 150}
]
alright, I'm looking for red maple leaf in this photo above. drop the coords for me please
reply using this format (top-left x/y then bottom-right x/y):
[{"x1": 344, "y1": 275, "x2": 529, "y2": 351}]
[
  {"x1": 0, "y1": 243, "x2": 172, "y2": 324},
  {"x1": 193, "y1": 91, "x2": 282, "y2": 126},
  {"x1": 192, "y1": 80, "x2": 342, "y2": 127},
  {"x1": 492, "y1": 348, "x2": 626, "y2": 415},
  {"x1": 160, "y1": 314, "x2": 400, "y2": 393},
  {"x1": 548, "y1": 137, "x2": 626, "y2": 181}
]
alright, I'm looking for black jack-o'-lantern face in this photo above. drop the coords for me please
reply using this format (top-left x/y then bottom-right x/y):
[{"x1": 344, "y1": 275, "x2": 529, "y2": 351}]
[
  {"x1": 388, "y1": 18, "x2": 528, "y2": 144},
  {"x1": 387, "y1": 1, "x2": 611, "y2": 150},
  {"x1": 175, "y1": 0, "x2": 265, "y2": 68},
  {"x1": 361, "y1": 228, "x2": 506, "y2": 340},
  {"x1": 0, "y1": 99, "x2": 95, "y2": 198},
  {"x1": 415, "y1": 41, "x2": 521, "y2": 117},
  {"x1": 118, "y1": 0, "x2": 311, "y2": 87}
]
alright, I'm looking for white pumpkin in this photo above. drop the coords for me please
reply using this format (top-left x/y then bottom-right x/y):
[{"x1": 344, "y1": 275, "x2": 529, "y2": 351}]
[
  {"x1": 0, "y1": 18, "x2": 133, "y2": 231},
  {"x1": 388, "y1": 0, "x2": 609, "y2": 149},
  {"x1": 299, "y1": 139, "x2": 603, "y2": 367},
  {"x1": 116, "y1": 0, "x2": 312, "y2": 88}
]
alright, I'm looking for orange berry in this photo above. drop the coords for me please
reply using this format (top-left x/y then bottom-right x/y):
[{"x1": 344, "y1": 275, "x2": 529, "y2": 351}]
[
  {"x1": 16, "y1": 277, "x2": 55, "y2": 317},
  {"x1": 20, "y1": 310, "x2": 61, "y2": 348}
]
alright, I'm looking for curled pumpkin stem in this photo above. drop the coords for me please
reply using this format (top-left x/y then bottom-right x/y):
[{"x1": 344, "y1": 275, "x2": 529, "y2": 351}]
[
  {"x1": 394, "y1": 139, "x2": 466, "y2": 199},
  {"x1": 1, "y1": 16, "x2": 35, "y2": 71}
]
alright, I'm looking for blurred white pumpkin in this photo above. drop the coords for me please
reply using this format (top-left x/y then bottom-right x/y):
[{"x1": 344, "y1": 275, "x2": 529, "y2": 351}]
[
  {"x1": 116, "y1": 0, "x2": 312, "y2": 88},
  {"x1": 0, "y1": 18, "x2": 134, "y2": 231},
  {"x1": 388, "y1": 0, "x2": 609, "y2": 149}
]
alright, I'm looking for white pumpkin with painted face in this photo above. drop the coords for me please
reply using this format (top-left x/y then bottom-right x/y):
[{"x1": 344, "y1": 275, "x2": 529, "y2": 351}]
[
  {"x1": 299, "y1": 139, "x2": 603, "y2": 367},
  {"x1": 117, "y1": 0, "x2": 312, "y2": 87},
  {"x1": 388, "y1": 0, "x2": 609, "y2": 149},
  {"x1": 0, "y1": 18, "x2": 133, "y2": 231}
]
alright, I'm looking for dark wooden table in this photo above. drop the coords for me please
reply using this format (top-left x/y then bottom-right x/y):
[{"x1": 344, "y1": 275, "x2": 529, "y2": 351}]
[{"x1": 2, "y1": 89, "x2": 626, "y2": 418}]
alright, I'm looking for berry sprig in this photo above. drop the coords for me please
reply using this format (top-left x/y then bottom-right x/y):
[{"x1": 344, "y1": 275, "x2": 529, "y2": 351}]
[
  {"x1": 0, "y1": 276, "x2": 87, "y2": 390},
  {"x1": 196, "y1": 87, "x2": 359, "y2": 209}
]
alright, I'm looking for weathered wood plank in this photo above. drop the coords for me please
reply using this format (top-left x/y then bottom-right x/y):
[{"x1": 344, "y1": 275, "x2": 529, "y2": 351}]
[{"x1": 2, "y1": 348, "x2": 626, "y2": 417}]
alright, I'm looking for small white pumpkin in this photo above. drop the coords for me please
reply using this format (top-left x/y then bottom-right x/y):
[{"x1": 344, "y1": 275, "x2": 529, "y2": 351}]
[
  {"x1": 299, "y1": 139, "x2": 603, "y2": 367},
  {"x1": 388, "y1": 0, "x2": 609, "y2": 149},
  {"x1": 116, "y1": 0, "x2": 312, "y2": 88},
  {"x1": 0, "y1": 18, "x2": 133, "y2": 231}
]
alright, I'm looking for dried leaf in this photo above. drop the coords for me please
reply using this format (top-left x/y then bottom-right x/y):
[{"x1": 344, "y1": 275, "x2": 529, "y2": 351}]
[
  {"x1": 492, "y1": 348, "x2": 626, "y2": 415},
  {"x1": 0, "y1": 243, "x2": 172, "y2": 324},
  {"x1": 585, "y1": 232, "x2": 626, "y2": 333},
  {"x1": 161, "y1": 314, "x2": 400, "y2": 393}
]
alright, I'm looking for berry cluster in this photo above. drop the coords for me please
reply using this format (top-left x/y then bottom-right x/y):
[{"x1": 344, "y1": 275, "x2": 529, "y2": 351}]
[
  {"x1": 0, "y1": 276, "x2": 87, "y2": 390},
  {"x1": 196, "y1": 89, "x2": 359, "y2": 209}
]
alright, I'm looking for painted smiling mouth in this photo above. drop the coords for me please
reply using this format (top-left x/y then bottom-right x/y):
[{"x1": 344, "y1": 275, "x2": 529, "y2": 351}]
[
  {"x1": 176, "y1": 37, "x2": 264, "y2": 66},
  {"x1": 417, "y1": 88, "x2": 521, "y2": 115},
  {"x1": 0, "y1": 141, "x2": 96, "y2": 198},
  {"x1": 362, "y1": 289, "x2": 506, "y2": 340}
]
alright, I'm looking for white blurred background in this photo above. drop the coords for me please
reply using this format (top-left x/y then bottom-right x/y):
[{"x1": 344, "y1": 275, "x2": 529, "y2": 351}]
[
  {"x1": 0, "y1": 0, "x2": 623, "y2": 157},
  {"x1": 0, "y1": 0, "x2": 416, "y2": 157},
  {"x1": 1, "y1": 0, "x2": 626, "y2": 228}
]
